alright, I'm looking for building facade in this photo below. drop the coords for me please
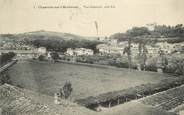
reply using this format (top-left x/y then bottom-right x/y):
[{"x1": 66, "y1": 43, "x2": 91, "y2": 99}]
[{"x1": 66, "y1": 48, "x2": 94, "y2": 56}]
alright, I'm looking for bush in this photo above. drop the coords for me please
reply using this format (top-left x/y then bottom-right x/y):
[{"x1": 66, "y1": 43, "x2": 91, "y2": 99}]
[
  {"x1": 59, "y1": 81, "x2": 73, "y2": 99},
  {"x1": 164, "y1": 56, "x2": 184, "y2": 75},
  {"x1": 145, "y1": 64, "x2": 157, "y2": 72},
  {"x1": 110, "y1": 62, "x2": 137, "y2": 69},
  {"x1": 38, "y1": 55, "x2": 45, "y2": 61},
  {"x1": 50, "y1": 52, "x2": 59, "y2": 60},
  {"x1": 0, "y1": 52, "x2": 16, "y2": 66},
  {"x1": 164, "y1": 63, "x2": 184, "y2": 75},
  {"x1": 0, "y1": 72, "x2": 12, "y2": 85}
]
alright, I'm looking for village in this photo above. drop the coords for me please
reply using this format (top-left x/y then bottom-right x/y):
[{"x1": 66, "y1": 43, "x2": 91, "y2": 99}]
[
  {"x1": 1, "y1": 35, "x2": 184, "y2": 74},
  {"x1": 1, "y1": 0, "x2": 184, "y2": 114},
  {"x1": 0, "y1": 27, "x2": 184, "y2": 115},
  {"x1": 0, "y1": 36, "x2": 184, "y2": 115}
]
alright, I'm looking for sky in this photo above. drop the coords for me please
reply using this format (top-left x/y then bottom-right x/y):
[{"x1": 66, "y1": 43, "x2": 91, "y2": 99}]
[{"x1": 0, "y1": 0, "x2": 184, "y2": 37}]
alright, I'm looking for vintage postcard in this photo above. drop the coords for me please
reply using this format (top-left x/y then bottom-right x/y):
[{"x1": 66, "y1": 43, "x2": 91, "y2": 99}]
[{"x1": 0, "y1": 0, "x2": 184, "y2": 115}]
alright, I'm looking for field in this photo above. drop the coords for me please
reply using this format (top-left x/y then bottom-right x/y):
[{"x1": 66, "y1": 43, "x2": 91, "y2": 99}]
[
  {"x1": 8, "y1": 60, "x2": 174, "y2": 100},
  {"x1": 140, "y1": 85, "x2": 184, "y2": 112}
]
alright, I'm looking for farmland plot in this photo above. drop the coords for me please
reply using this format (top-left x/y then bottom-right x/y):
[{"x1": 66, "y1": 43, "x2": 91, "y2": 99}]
[
  {"x1": 140, "y1": 85, "x2": 184, "y2": 111},
  {"x1": 7, "y1": 60, "x2": 174, "y2": 100}
]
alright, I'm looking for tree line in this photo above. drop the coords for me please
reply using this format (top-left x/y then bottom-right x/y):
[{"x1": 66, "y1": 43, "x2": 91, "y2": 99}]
[
  {"x1": 110, "y1": 24, "x2": 184, "y2": 43},
  {"x1": 111, "y1": 24, "x2": 184, "y2": 70},
  {"x1": 26, "y1": 39, "x2": 102, "y2": 53}
]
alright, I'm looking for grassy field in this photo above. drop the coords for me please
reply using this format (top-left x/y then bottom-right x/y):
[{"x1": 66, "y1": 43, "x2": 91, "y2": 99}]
[{"x1": 8, "y1": 60, "x2": 174, "y2": 100}]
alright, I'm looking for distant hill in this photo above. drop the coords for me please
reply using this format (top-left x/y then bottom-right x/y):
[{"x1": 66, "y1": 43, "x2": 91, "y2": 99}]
[
  {"x1": 24, "y1": 30, "x2": 86, "y2": 40},
  {"x1": 0, "y1": 30, "x2": 89, "y2": 41},
  {"x1": 0, "y1": 30, "x2": 102, "y2": 52}
]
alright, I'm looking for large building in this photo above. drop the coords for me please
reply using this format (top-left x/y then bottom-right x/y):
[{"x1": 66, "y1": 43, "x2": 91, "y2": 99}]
[
  {"x1": 155, "y1": 41, "x2": 174, "y2": 54},
  {"x1": 37, "y1": 47, "x2": 47, "y2": 54},
  {"x1": 96, "y1": 44, "x2": 123, "y2": 55},
  {"x1": 66, "y1": 48, "x2": 94, "y2": 56},
  {"x1": 96, "y1": 41, "x2": 130, "y2": 56},
  {"x1": 0, "y1": 47, "x2": 47, "y2": 59}
]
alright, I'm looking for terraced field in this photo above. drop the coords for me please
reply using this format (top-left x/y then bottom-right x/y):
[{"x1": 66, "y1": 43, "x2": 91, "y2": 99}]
[
  {"x1": 140, "y1": 85, "x2": 184, "y2": 111},
  {"x1": 0, "y1": 84, "x2": 94, "y2": 115},
  {"x1": 7, "y1": 60, "x2": 174, "y2": 100},
  {"x1": 0, "y1": 84, "x2": 176, "y2": 115},
  {"x1": 76, "y1": 77, "x2": 184, "y2": 110}
]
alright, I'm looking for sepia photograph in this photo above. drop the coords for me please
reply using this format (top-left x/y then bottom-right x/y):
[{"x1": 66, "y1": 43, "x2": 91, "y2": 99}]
[{"x1": 0, "y1": 0, "x2": 184, "y2": 115}]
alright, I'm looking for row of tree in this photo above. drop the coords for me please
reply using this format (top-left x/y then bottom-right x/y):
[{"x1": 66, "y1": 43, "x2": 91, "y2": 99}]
[
  {"x1": 110, "y1": 24, "x2": 184, "y2": 42},
  {"x1": 154, "y1": 24, "x2": 184, "y2": 38},
  {"x1": 119, "y1": 25, "x2": 178, "y2": 70},
  {"x1": 27, "y1": 39, "x2": 101, "y2": 53}
]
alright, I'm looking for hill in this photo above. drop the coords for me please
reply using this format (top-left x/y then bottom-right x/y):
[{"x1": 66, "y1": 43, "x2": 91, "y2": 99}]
[
  {"x1": 24, "y1": 30, "x2": 87, "y2": 40},
  {"x1": 0, "y1": 30, "x2": 87, "y2": 41},
  {"x1": 0, "y1": 30, "x2": 101, "y2": 52}
]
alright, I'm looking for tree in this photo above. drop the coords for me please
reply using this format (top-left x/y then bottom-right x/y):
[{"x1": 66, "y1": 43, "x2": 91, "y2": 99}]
[
  {"x1": 30, "y1": 38, "x2": 101, "y2": 53},
  {"x1": 127, "y1": 27, "x2": 150, "y2": 70},
  {"x1": 153, "y1": 24, "x2": 184, "y2": 38},
  {"x1": 50, "y1": 52, "x2": 59, "y2": 60},
  {"x1": 59, "y1": 81, "x2": 73, "y2": 99},
  {"x1": 128, "y1": 27, "x2": 150, "y2": 37},
  {"x1": 38, "y1": 55, "x2": 45, "y2": 61},
  {"x1": 123, "y1": 27, "x2": 150, "y2": 69},
  {"x1": 0, "y1": 52, "x2": 16, "y2": 66},
  {"x1": 173, "y1": 59, "x2": 184, "y2": 75},
  {"x1": 156, "y1": 49, "x2": 168, "y2": 70},
  {"x1": 142, "y1": 44, "x2": 148, "y2": 70},
  {"x1": 137, "y1": 41, "x2": 148, "y2": 70},
  {"x1": 109, "y1": 33, "x2": 129, "y2": 41},
  {"x1": 123, "y1": 37, "x2": 132, "y2": 69}
]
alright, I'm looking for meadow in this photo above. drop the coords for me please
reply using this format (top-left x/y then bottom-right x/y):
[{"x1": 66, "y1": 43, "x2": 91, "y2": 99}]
[{"x1": 8, "y1": 60, "x2": 174, "y2": 100}]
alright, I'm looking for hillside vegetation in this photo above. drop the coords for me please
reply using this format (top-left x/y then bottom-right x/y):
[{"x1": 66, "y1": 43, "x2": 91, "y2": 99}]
[
  {"x1": 0, "y1": 30, "x2": 102, "y2": 52},
  {"x1": 110, "y1": 24, "x2": 184, "y2": 43}
]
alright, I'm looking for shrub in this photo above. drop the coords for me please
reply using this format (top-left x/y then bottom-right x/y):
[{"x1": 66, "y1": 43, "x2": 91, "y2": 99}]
[
  {"x1": 0, "y1": 72, "x2": 12, "y2": 85},
  {"x1": 145, "y1": 64, "x2": 157, "y2": 72},
  {"x1": 164, "y1": 55, "x2": 184, "y2": 75},
  {"x1": 0, "y1": 52, "x2": 16, "y2": 66},
  {"x1": 50, "y1": 52, "x2": 59, "y2": 60},
  {"x1": 59, "y1": 81, "x2": 73, "y2": 99},
  {"x1": 164, "y1": 62, "x2": 184, "y2": 75},
  {"x1": 38, "y1": 55, "x2": 45, "y2": 61}
]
